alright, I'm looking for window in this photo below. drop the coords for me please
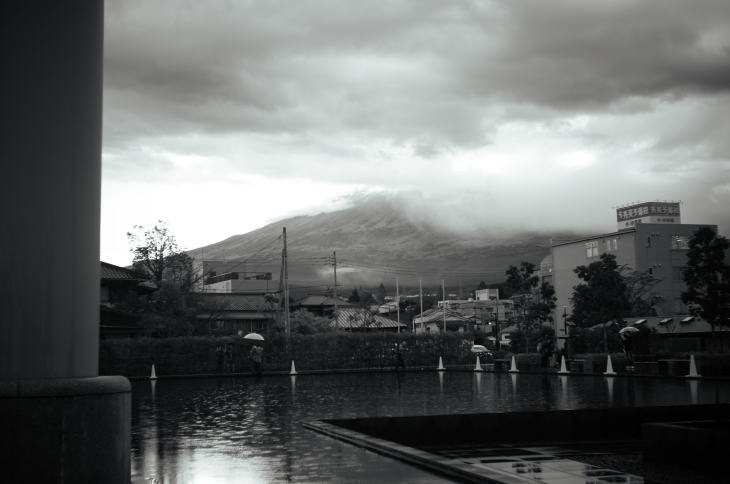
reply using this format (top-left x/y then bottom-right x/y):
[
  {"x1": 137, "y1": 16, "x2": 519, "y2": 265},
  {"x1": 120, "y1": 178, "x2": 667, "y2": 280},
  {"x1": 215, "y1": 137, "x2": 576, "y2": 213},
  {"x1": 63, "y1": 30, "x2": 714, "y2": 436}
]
[
  {"x1": 671, "y1": 235, "x2": 690, "y2": 250},
  {"x1": 585, "y1": 240, "x2": 599, "y2": 257},
  {"x1": 612, "y1": 238, "x2": 618, "y2": 251}
]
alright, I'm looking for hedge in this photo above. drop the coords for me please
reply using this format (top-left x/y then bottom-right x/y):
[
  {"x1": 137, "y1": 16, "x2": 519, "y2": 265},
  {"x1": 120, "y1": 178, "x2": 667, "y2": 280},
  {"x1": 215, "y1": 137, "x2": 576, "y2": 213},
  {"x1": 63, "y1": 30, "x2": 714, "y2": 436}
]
[
  {"x1": 99, "y1": 333, "x2": 730, "y2": 378},
  {"x1": 100, "y1": 332, "x2": 484, "y2": 377}
]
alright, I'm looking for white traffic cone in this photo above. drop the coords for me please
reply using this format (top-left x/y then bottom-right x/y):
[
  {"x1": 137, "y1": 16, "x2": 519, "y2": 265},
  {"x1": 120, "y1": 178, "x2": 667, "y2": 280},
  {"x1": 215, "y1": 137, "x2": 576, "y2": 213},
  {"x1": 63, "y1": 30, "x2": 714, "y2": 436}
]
[
  {"x1": 558, "y1": 355, "x2": 570, "y2": 375},
  {"x1": 685, "y1": 354, "x2": 701, "y2": 378},
  {"x1": 603, "y1": 355, "x2": 617, "y2": 376},
  {"x1": 289, "y1": 360, "x2": 298, "y2": 376},
  {"x1": 149, "y1": 364, "x2": 158, "y2": 380},
  {"x1": 508, "y1": 355, "x2": 519, "y2": 373},
  {"x1": 437, "y1": 356, "x2": 446, "y2": 371},
  {"x1": 474, "y1": 355, "x2": 483, "y2": 372}
]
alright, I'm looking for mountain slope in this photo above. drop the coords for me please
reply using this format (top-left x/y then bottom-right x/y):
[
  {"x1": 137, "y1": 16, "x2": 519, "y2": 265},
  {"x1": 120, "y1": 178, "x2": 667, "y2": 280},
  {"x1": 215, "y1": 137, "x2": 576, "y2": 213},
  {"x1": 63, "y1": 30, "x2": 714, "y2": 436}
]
[{"x1": 191, "y1": 198, "x2": 581, "y2": 290}]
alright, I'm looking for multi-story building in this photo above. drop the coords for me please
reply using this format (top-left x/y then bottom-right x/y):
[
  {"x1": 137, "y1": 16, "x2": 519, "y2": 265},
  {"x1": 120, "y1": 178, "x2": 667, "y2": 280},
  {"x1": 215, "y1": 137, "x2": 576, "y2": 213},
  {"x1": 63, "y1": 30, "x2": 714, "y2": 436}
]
[{"x1": 550, "y1": 201, "x2": 716, "y2": 344}]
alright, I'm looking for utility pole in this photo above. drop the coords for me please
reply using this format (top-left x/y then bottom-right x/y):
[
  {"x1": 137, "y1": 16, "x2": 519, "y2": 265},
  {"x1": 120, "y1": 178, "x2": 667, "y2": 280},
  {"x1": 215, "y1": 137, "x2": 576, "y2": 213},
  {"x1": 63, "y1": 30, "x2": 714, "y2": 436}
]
[
  {"x1": 282, "y1": 227, "x2": 290, "y2": 339},
  {"x1": 396, "y1": 278, "x2": 400, "y2": 333},
  {"x1": 333, "y1": 251, "x2": 338, "y2": 311},
  {"x1": 417, "y1": 279, "x2": 423, "y2": 333},
  {"x1": 442, "y1": 279, "x2": 446, "y2": 333}
]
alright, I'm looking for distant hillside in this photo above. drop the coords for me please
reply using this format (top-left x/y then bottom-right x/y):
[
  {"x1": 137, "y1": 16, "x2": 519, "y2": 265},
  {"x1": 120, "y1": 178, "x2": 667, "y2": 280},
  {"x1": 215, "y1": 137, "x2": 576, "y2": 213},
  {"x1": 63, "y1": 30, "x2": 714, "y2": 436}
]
[{"x1": 190, "y1": 198, "x2": 584, "y2": 293}]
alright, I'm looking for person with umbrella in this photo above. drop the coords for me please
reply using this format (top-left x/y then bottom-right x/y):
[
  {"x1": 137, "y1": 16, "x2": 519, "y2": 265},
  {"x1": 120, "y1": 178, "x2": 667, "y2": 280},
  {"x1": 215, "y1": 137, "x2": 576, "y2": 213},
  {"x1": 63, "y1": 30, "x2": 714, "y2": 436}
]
[
  {"x1": 244, "y1": 332, "x2": 265, "y2": 376},
  {"x1": 619, "y1": 326, "x2": 639, "y2": 366}
]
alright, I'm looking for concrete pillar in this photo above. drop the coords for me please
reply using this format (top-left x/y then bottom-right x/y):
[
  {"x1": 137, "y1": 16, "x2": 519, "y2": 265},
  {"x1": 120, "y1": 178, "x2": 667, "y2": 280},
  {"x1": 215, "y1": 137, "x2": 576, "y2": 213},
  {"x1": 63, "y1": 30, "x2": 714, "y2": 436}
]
[{"x1": 1, "y1": 2, "x2": 130, "y2": 482}]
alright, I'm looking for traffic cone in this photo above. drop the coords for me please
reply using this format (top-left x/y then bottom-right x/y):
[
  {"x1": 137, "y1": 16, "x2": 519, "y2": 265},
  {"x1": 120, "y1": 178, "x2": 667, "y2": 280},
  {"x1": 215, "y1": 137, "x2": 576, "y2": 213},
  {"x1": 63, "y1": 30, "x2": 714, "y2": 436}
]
[
  {"x1": 474, "y1": 355, "x2": 483, "y2": 372},
  {"x1": 289, "y1": 360, "x2": 298, "y2": 376},
  {"x1": 437, "y1": 356, "x2": 445, "y2": 371},
  {"x1": 558, "y1": 355, "x2": 570, "y2": 375},
  {"x1": 149, "y1": 364, "x2": 158, "y2": 380},
  {"x1": 508, "y1": 355, "x2": 519, "y2": 373},
  {"x1": 603, "y1": 355, "x2": 617, "y2": 376},
  {"x1": 685, "y1": 354, "x2": 701, "y2": 378}
]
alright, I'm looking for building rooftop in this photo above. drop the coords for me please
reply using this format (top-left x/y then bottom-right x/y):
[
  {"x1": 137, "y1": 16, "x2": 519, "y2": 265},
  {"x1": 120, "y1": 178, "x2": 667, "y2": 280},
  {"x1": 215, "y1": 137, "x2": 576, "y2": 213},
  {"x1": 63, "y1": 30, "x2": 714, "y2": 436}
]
[
  {"x1": 332, "y1": 309, "x2": 405, "y2": 329},
  {"x1": 100, "y1": 261, "x2": 145, "y2": 281}
]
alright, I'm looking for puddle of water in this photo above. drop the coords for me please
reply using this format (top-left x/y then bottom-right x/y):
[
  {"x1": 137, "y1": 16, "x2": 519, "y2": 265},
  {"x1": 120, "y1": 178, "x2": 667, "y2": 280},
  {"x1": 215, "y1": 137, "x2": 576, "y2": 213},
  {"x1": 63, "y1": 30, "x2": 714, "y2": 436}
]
[{"x1": 132, "y1": 372, "x2": 730, "y2": 482}]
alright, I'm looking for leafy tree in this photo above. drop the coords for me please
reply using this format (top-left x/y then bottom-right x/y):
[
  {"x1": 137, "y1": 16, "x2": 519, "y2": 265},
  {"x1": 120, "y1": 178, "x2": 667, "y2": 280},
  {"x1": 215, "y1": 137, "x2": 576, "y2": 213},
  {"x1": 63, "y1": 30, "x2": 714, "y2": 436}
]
[
  {"x1": 126, "y1": 221, "x2": 218, "y2": 336},
  {"x1": 127, "y1": 221, "x2": 186, "y2": 284},
  {"x1": 477, "y1": 280, "x2": 488, "y2": 290},
  {"x1": 359, "y1": 290, "x2": 377, "y2": 308},
  {"x1": 623, "y1": 269, "x2": 661, "y2": 316},
  {"x1": 375, "y1": 283, "x2": 387, "y2": 304},
  {"x1": 504, "y1": 262, "x2": 556, "y2": 352},
  {"x1": 681, "y1": 227, "x2": 730, "y2": 351},
  {"x1": 570, "y1": 253, "x2": 631, "y2": 353},
  {"x1": 348, "y1": 288, "x2": 361, "y2": 303},
  {"x1": 290, "y1": 309, "x2": 333, "y2": 335}
]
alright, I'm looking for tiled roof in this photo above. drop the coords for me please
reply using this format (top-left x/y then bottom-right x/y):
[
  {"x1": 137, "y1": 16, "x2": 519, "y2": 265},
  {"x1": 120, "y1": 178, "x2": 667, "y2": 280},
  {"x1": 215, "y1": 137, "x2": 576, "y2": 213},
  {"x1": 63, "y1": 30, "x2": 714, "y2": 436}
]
[
  {"x1": 196, "y1": 293, "x2": 278, "y2": 311},
  {"x1": 332, "y1": 309, "x2": 405, "y2": 329},
  {"x1": 100, "y1": 262, "x2": 144, "y2": 280},
  {"x1": 414, "y1": 308, "x2": 471, "y2": 324},
  {"x1": 297, "y1": 295, "x2": 356, "y2": 307}
]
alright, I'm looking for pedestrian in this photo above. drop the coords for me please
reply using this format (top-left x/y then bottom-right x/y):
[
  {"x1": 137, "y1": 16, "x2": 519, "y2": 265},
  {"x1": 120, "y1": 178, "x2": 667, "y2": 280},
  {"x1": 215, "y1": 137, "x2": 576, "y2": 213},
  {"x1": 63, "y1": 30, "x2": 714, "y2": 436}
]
[
  {"x1": 249, "y1": 344, "x2": 263, "y2": 376},
  {"x1": 620, "y1": 332, "x2": 634, "y2": 366},
  {"x1": 226, "y1": 343, "x2": 235, "y2": 373},
  {"x1": 394, "y1": 341, "x2": 406, "y2": 370},
  {"x1": 538, "y1": 336, "x2": 554, "y2": 369},
  {"x1": 215, "y1": 345, "x2": 224, "y2": 374}
]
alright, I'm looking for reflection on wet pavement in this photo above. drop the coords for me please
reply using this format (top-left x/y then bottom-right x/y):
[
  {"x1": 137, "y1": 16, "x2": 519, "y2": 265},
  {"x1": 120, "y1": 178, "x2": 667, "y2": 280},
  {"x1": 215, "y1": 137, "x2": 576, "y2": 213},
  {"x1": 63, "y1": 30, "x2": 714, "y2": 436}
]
[{"x1": 131, "y1": 372, "x2": 730, "y2": 482}]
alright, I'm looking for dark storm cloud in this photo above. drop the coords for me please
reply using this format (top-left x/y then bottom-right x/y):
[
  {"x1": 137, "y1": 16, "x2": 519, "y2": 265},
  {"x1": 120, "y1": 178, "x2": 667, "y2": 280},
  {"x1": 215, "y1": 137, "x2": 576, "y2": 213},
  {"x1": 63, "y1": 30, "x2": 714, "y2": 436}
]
[
  {"x1": 104, "y1": 0, "x2": 730, "y2": 155},
  {"x1": 102, "y1": 0, "x2": 730, "y2": 230}
]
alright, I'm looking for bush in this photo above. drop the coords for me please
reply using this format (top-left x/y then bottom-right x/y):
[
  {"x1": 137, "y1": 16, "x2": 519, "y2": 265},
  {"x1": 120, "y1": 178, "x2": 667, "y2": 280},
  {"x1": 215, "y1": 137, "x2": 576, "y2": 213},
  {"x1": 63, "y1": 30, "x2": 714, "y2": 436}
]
[{"x1": 100, "y1": 331, "x2": 484, "y2": 377}]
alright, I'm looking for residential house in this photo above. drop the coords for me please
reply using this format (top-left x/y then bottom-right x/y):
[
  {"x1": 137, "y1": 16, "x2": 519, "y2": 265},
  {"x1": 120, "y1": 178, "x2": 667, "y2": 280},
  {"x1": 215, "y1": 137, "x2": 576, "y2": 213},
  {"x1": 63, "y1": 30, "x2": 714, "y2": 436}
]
[
  {"x1": 331, "y1": 308, "x2": 406, "y2": 332},
  {"x1": 100, "y1": 261, "x2": 155, "y2": 338},
  {"x1": 413, "y1": 307, "x2": 473, "y2": 333},
  {"x1": 295, "y1": 295, "x2": 356, "y2": 317},
  {"x1": 195, "y1": 293, "x2": 279, "y2": 335}
]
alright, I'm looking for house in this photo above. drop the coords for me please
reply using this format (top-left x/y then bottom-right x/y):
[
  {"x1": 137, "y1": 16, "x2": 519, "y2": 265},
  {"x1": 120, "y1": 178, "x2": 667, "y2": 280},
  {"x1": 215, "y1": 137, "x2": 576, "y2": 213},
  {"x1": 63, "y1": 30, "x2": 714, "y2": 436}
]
[
  {"x1": 100, "y1": 262, "x2": 156, "y2": 338},
  {"x1": 295, "y1": 295, "x2": 356, "y2": 317},
  {"x1": 413, "y1": 307, "x2": 473, "y2": 333},
  {"x1": 439, "y1": 299, "x2": 514, "y2": 324},
  {"x1": 194, "y1": 293, "x2": 279, "y2": 335},
  {"x1": 331, "y1": 308, "x2": 406, "y2": 332}
]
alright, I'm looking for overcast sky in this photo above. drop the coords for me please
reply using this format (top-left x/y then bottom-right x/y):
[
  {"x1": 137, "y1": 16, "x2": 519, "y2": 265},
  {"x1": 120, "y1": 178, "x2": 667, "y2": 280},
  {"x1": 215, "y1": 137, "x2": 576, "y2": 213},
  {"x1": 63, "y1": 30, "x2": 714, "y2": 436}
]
[{"x1": 102, "y1": 0, "x2": 730, "y2": 265}]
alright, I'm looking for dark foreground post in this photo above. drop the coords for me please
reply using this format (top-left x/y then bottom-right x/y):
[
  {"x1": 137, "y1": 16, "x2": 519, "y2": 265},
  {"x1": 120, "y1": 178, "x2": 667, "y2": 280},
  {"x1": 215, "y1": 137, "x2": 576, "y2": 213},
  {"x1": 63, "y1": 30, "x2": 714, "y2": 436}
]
[{"x1": 0, "y1": 3, "x2": 131, "y2": 482}]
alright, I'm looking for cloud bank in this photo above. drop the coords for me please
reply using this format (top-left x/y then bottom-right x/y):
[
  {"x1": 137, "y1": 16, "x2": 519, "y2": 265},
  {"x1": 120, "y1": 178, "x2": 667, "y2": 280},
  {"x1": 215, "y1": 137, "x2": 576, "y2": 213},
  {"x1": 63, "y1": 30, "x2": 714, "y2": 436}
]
[{"x1": 101, "y1": 0, "x2": 730, "y2": 264}]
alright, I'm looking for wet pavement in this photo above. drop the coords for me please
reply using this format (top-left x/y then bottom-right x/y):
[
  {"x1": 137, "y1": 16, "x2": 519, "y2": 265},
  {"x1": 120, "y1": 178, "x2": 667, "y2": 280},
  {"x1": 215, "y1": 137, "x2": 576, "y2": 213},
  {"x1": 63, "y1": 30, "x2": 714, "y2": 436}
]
[{"x1": 131, "y1": 372, "x2": 730, "y2": 483}]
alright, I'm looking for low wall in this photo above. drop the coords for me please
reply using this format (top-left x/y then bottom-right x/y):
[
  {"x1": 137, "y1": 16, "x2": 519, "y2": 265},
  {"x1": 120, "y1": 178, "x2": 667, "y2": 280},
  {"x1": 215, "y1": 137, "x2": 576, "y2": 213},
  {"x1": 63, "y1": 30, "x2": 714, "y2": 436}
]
[{"x1": 327, "y1": 403, "x2": 730, "y2": 447}]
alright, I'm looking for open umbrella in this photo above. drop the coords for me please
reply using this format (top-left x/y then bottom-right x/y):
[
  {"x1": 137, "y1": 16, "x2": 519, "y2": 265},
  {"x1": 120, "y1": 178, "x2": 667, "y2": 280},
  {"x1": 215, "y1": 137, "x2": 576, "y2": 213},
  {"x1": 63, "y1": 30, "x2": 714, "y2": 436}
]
[
  {"x1": 619, "y1": 326, "x2": 640, "y2": 336},
  {"x1": 243, "y1": 332, "x2": 264, "y2": 341},
  {"x1": 471, "y1": 344, "x2": 489, "y2": 354}
]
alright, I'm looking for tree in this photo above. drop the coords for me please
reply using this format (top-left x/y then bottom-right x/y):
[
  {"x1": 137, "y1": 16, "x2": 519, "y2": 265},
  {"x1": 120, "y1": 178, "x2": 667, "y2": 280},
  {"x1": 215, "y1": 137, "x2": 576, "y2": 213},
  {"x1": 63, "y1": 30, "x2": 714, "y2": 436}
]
[
  {"x1": 126, "y1": 221, "x2": 210, "y2": 336},
  {"x1": 681, "y1": 227, "x2": 730, "y2": 351},
  {"x1": 504, "y1": 262, "x2": 556, "y2": 352},
  {"x1": 570, "y1": 253, "x2": 631, "y2": 353},
  {"x1": 348, "y1": 288, "x2": 361, "y2": 303},
  {"x1": 623, "y1": 269, "x2": 661, "y2": 316},
  {"x1": 127, "y1": 221, "x2": 185, "y2": 284},
  {"x1": 375, "y1": 283, "x2": 387, "y2": 304},
  {"x1": 290, "y1": 309, "x2": 333, "y2": 335}
]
